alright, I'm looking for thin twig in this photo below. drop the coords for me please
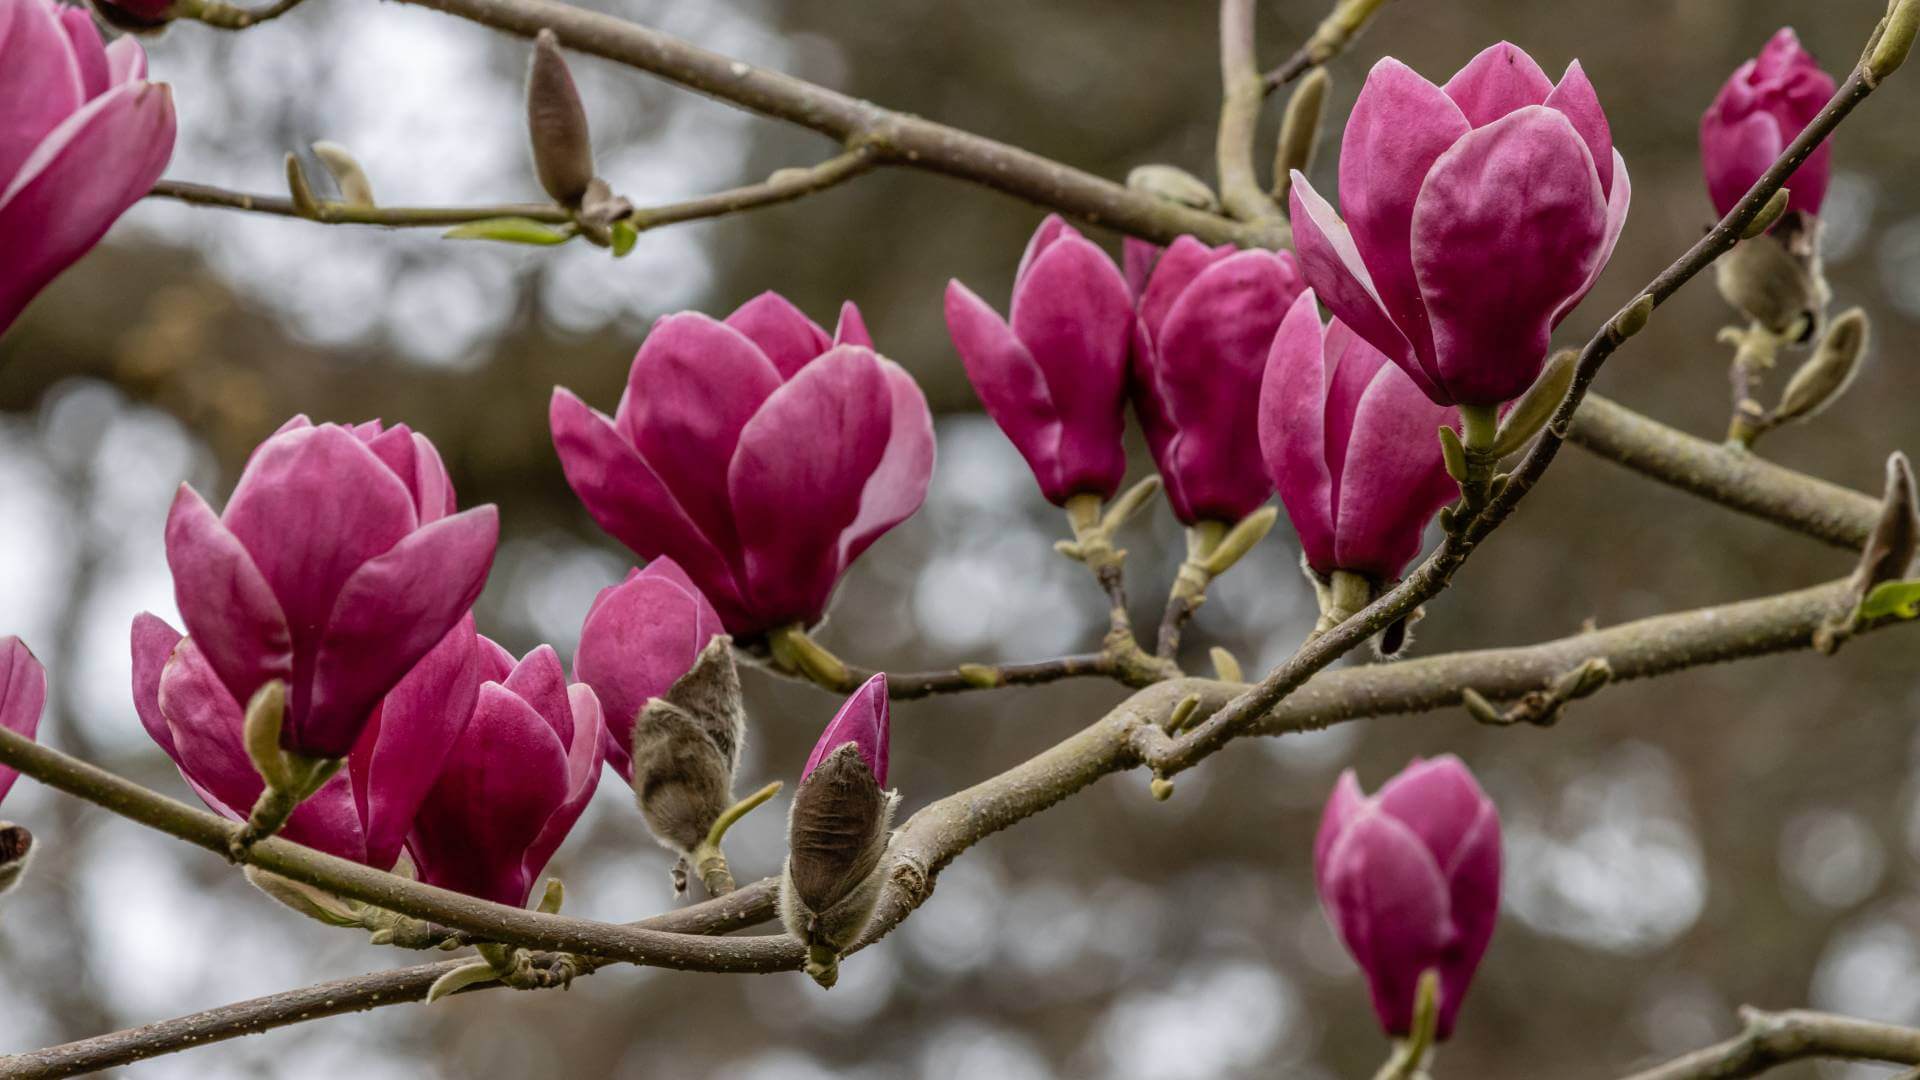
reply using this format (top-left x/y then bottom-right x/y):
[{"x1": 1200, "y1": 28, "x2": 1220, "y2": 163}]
[
  {"x1": 1217, "y1": 0, "x2": 1283, "y2": 222},
  {"x1": 1262, "y1": 0, "x2": 1392, "y2": 93},
  {"x1": 1617, "y1": 1007, "x2": 1920, "y2": 1080},
  {"x1": 390, "y1": 0, "x2": 1284, "y2": 248}
]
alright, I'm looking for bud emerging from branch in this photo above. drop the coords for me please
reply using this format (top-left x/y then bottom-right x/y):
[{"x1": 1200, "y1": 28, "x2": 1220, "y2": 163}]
[
  {"x1": 311, "y1": 141, "x2": 375, "y2": 208},
  {"x1": 1124, "y1": 165, "x2": 1220, "y2": 213},
  {"x1": 1851, "y1": 452, "x2": 1920, "y2": 604},
  {"x1": 526, "y1": 29, "x2": 596, "y2": 208},
  {"x1": 0, "y1": 822, "x2": 31, "y2": 896},
  {"x1": 1272, "y1": 67, "x2": 1328, "y2": 210},
  {"x1": 780, "y1": 673, "x2": 896, "y2": 987},
  {"x1": 1316, "y1": 756, "x2": 1501, "y2": 1041},
  {"x1": 1774, "y1": 307, "x2": 1867, "y2": 425},
  {"x1": 627, "y1": 637, "x2": 746, "y2": 860}
]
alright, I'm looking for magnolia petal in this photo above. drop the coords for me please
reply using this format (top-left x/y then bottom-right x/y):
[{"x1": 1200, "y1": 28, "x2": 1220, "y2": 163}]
[
  {"x1": 724, "y1": 291, "x2": 831, "y2": 379},
  {"x1": 1440, "y1": 41, "x2": 1554, "y2": 127}
]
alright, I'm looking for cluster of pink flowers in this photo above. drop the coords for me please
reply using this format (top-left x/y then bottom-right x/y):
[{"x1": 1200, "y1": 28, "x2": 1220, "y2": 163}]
[{"x1": 0, "y1": 4, "x2": 1840, "y2": 1046}]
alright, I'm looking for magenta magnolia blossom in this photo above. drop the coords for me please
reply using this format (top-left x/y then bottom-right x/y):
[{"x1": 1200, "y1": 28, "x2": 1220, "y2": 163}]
[
  {"x1": 573, "y1": 555, "x2": 725, "y2": 783},
  {"x1": 0, "y1": 637, "x2": 46, "y2": 807},
  {"x1": 406, "y1": 640, "x2": 605, "y2": 907},
  {"x1": 1, "y1": 0, "x2": 175, "y2": 336},
  {"x1": 1261, "y1": 291, "x2": 1458, "y2": 580},
  {"x1": 1315, "y1": 756, "x2": 1502, "y2": 1041},
  {"x1": 1701, "y1": 28, "x2": 1835, "y2": 220},
  {"x1": 1133, "y1": 237, "x2": 1305, "y2": 524},
  {"x1": 946, "y1": 216, "x2": 1132, "y2": 506},
  {"x1": 1290, "y1": 42, "x2": 1630, "y2": 408},
  {"x1": 803, "y1": 671, "x2": 889, "y2": 787},
  {"x1": 164, "y1": 418, "x2": 498, "y2": 758},
  {"x1": 552, "y1": 292, "x2": 935, "y2": 637},
  {"x1": 131, "y1": 612, "x2": 483, "y2": 868}
]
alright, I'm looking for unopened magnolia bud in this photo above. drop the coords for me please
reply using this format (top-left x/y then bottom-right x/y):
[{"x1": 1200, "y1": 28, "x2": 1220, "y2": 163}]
[
  {"x1": 311, "y1": 142, "x2": 375, "y2": 208},
  {"x1": 0, "y1": 823, "x2": 32, "y2": 896},
  {"x1": 242, "y1": 679, "x2": 291, "y2": 789},
  {"x1": 526, "y1": 29, "x2": 596, "y2": 208},
  {"x1": 1853, "y1": 452, "x2": 1920, "y2": 603},
  {"x1": 284, "y1": 154, "x2": 321, "y2": 220},
  {"x1": 89, "y1": 0, "x2": 174, "y2": 33},
  {"x1": 1125, "y1": 164, "x2": 1221, "y2": 213},
  {"x1": 1490, "y1": 350, "x2": 1576, "y2": 457},
  {"x1": 1714, "y1": 225, "x2": 1828, "y2": 340},
  {"x1": 1740, "y1": 187, "x2": 1791, "y2": 239},
  {"x1": 1201, "y1": 506, "x2": 1278, "y2": 577},
  {"x1": 1775, "y1": 307, "x2": 1868, "y2": 424},
  {"x1": 630, "y1": 637, "x2": 746, "y2": 857},
  {"x1": 244, "y1": 867, "x2": 365, "y2": 927},
  {"x1": 1873, "y1": 0, "x2": 1920, "y2": 81},
  {"x1": 1273, "y1": 67, "x2": 1329, "y2": 208},
  {"x1": 778, "y1": 744, "x2": 897, "y2": 980}
]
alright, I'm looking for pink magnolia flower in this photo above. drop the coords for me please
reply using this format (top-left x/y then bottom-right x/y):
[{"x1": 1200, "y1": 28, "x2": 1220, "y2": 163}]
[
  {"x1": 164, "y1": 418, "x2": 498, "y2": 758},
  {"x1": 572, "y1": 555, "x2": 725, "y2": 783},
  {"x1": 0, "y1": 637, "x2": 46, "y2": 807},
  {"x1": 1133, "y1": 237, "x2": 1305, "y2": 525},
  {"x1": 945, "y1": 216, "x2": 1133, "y2": 506},
  {"x1": 1, "y1": 0, "x2": 175, "y2": 335},
  {"x1": 552, "y1": 292, "x2": 935, "y2": 637},
  {"x1": 1261, "y1": 291, "x2": 1458, "y2": 580},
  {"x1": 406, "y1": 640, "x2": 605, "y2": 908},
  {"x1": 1315, "y1": 756, "x2": 1502, "y2": 1041},
  {"x1": 1701, "y1": 28, "x2": 1835, "y2": 220},
  {"x1": 131, "y1": 612, "x2": 483, "y2": 869},
  {"x1": 802, "y1": 670, "x2": 889, "y2": 787},
  {"x1": 1289, "y1": 42, "x2": 1629, "y2": 408}
]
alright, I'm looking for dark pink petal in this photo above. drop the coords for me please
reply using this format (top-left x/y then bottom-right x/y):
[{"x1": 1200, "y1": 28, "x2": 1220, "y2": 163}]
[
  {"x1": 1376, "y1": 755, "x2": 1495, "y2": 871},
  {"x1": 1143, "y1": 250, "x2": 1297, "y2": 522},
  {"x1": 1544, "y1": 61, "x2": 1614, "y2": 196},
  {"x1": 347, "y1": 615, "x2": 482, "y2": 870},
  {"x1": 0, "y1": 0, "x2": 86, "y2": 187},
  {"x1": 1311, "y1": 768, "x2": 1366, "y2": 889},
  {"x1": 1320, "y1": 806, "x2": 1453, "y2": 1038},
  {"x1": 1554, "y1": 149, "x2": 1631, "y2": 327},
  {"x1": 408, "y1": 682, "x2": 572, "y2": 907},
  {"x1": 1338, "y1": 58, "x2": 1470, "y2": 381},
  {"x1": 0, "y1": 80, "x2": 174, "y2": 334},
  {"x1": 1122, "y1": 237, "x2": 1162, "y2": 299},
  {"x1": 1011, "y1": 233, "x2": 1134, "y2": 501},
  {"x1": 129, "y1": 613, "x2": 184, "y2": 762},
  {"x1": 55, "y1": 6, "x2": 107, "y2": 99},
  {"x1": 723, "y1": 291, "x2": 831, "y2": 379},
  {"x1": 1332, "y1": 363, "x2": 1457, "y2": 578},
  {"x1": 152, "y1": 634, "x2": 257, "y2": 822},
  {"x1": 1013, "y1": 213, "x2": 1075, "y2": 290},
  {"x1": 1701, "y1": 28, "x2": 1835, "y2": 218},
  {"x1": 624, "y1": 313, "x2": 783, "y2": 554},
  {"x1": 803, "y1": 672, "x2": 889, "y2": 786},
  {"x1": 1701, "y1": 108, "x2": 1786, "y2": 220},
  {"x1": 220, "y1": 425, "x2": 418, "y2": 675},
  {"x1": 832, "y1": 301, "x2": 874, "y2": 349},
  {"x1": 575, "y1": 561, "x2": 718, "y2": 782},
  {"x1": 502, "y1": 645, "x2": 573, "y2": 745},
  {"x1": 727, "y1": 347, "x2": 893, "y2": 629},
  {"x1": 1440, "y1": 41, "x2": 1555, "y2": 127},
  {"x1": 362, "y1": 423, "x2": 456, "y2": 523},
  {"x1": 1436, "y1": 796, "x2": 1502, "y2": 1039},
  {"x1": 300, "y1": 506, "x2": 497, "y2": 757},
  {"x1": 1260, "y1": 293, "x2": 1337, "y2": 574},
  {"x1": 837, "y1": 359, "x2": 935, "y2": 571},
  {"x1": 1136, "y1": 235, "x2": 1233, "y2": 342},
  {"x1": 946, "y1": 279, "x2": 1073, "y2": 501},
  {"x1": 1320, "y1": 318, "x2": 1392, "y2": 514},
  {"x1": 164, "y1": 484, "x2": 294, "y2": 717},
  {"x1": 1289, "y1": 175, "x2": 1437, "y2": 401},
  {"x1": 0, "y1": 637, "x2": 45, "y2": 805},
  {"x1": 523, "y1": 683, "x2": 605, "y2": 887},
  {"x1": 549, "y1": 387, "x2": 750, "y2": 628},
  {"x1": 1410, "y1": 106, "x2": 1607, "y2": 406}
]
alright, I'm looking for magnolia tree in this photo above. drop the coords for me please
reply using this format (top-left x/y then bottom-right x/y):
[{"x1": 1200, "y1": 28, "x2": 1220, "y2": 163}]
[{"x1": 2, "y1": 0, "x2": 1919, "y2": 1075}]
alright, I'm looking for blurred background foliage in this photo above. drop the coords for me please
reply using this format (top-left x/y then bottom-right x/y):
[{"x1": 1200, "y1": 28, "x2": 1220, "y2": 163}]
[{"x1": 3, "y1": 0, "x2": 1920, "y2": 1076}]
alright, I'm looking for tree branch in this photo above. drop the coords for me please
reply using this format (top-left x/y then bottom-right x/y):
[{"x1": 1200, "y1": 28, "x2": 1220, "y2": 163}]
[
  {"x1": 386, "y1": 0, "x2": 1282, "y2": 248},
  {"x1": 147, "y1": 148, "x2": 876, "y2": 233},
  {"x1": 1216, "y1": 0, "x2": 1282, "y2": 222},
  {"x1": 1567, "y1": 393, "x2": 1880, "y2": 551},
  {"x1": 1617, "y1": 1007, "x2": 1920, "y2": 1080},
  {"x1": 1262, "y1": 0, "x2": 1391, "y2": 92}
]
